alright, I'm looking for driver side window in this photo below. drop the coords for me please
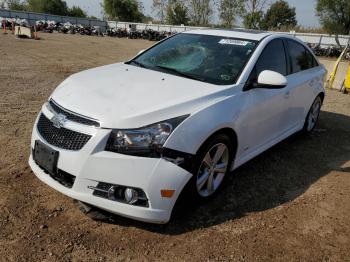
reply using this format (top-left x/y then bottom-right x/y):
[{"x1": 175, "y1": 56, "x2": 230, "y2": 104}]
[
  {"x1": 246, "y1": 39, "x2": 287, "y2": 89},
  {"x1": 256, "y1": 39, "x2": 287, "y2": 76}
]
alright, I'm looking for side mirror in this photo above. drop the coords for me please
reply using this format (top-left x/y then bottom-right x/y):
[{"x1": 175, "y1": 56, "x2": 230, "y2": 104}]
[
  {"x1": 257, "y1": 70, "x2": 287, "y2": 89},
  {"x1": 137, "y1": 49, "x2": 145, "y2": 55}
]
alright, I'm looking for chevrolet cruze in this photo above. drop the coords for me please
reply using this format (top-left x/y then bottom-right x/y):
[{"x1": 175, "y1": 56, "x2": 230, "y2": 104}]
[{"x1": 29, "y1": 29, "x2": 326, "y2": 223}]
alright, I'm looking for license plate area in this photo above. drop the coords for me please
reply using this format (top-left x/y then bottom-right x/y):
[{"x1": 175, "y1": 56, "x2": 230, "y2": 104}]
[{"x1": 33, "y1": 140, "x2": 59, "y2": 175}]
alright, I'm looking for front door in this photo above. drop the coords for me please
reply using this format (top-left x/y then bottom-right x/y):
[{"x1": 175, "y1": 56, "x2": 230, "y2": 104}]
[{"x1": 236, "y1": 39, "x2": 290, "y2": 161}]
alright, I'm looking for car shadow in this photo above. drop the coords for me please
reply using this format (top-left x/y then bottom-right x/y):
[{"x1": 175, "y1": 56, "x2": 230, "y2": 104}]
[{"x1": 90, "y1": 110, "x2": 350, "y2": 235}]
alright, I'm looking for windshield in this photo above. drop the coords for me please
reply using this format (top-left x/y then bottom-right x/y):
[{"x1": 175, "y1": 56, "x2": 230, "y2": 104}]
[{"x1": 128, "y1": 33, "x2": 258, "y2": 85}]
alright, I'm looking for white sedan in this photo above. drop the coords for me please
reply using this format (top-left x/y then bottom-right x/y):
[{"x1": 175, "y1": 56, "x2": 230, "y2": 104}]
[{"x1": 29, "y1": 29, "x2": 326, "y2": 223}]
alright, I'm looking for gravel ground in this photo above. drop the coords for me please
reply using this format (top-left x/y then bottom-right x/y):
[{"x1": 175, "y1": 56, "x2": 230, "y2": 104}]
[{"x1": 0, "y1": 33, "x2": 349, "y2": 262}]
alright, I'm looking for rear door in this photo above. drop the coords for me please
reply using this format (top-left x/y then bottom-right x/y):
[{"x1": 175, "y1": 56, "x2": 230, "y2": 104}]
[{"x1": 283, "y1": 39, "x2": 324, "y2": 129}]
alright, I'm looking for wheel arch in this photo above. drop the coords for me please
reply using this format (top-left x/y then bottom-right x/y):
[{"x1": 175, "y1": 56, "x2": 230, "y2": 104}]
[
  {"x1": 172, "y1": 127, "x2": 239, "y2": 208},
  {"x1": 195, "y1": 127, "x2": 238, "y2": 159},
  {"x1": 318, "y1": 92, "x2": 325, "y2": 103}
]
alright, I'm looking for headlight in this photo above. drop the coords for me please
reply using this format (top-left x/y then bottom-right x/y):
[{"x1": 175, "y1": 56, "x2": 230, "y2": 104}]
[{"x1": 105, "y1": 115, "x2": 189, "y2": 156}]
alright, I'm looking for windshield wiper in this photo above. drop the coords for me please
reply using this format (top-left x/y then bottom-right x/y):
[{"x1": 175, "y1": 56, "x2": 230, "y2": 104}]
[
  {"x1": 126, "y1": 60, "x2": 147, "y2": 68},
  {"x1": 154, "y1": 65, "x2": 205, "y2": 82}
]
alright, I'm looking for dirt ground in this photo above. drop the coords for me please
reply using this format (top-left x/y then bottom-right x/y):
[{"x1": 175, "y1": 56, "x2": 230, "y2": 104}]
[{"x1": 0, "y1": 33, "x2": 350, "y2": 262}]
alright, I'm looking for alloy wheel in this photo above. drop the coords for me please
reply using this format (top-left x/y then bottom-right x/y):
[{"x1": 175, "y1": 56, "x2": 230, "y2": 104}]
[
  {"x1": 307, "y1": 98, "x2": 321, "y2": 131},
  {"x1": 196, "y1": 143, "x2": 229, "y2": 197}
]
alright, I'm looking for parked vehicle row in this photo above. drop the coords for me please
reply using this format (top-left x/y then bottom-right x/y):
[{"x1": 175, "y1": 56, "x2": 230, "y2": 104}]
[
  {"x1": 2, "y1": 16, "x2": 349, "y2": 57},
  {"x1": 0, "y1": 17, "x2": 30, "y2": 29},
  {"x1": 106, "y1": 27, "x2": 173, "y2": 41},
  {"x1": 308, "y1": 43, "x2": 350, "y2": 60},
  {"x1": 1, "y1": 17, "x2": 171, "y2": 40},
  {"x1": 35, "y1": 20, "x2": 103, "y2": 36}
]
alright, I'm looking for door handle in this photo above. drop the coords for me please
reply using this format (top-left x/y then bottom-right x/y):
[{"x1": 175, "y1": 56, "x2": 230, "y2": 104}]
[{"x1": 284, "y1": 91, "x2": 290, "y2": 99}]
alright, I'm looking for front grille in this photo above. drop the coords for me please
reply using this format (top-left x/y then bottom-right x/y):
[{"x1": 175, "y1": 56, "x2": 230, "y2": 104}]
[
  {"x1": 37, "y1": 114, "x2": 91, "y2": 151},
  {"x1": 49, "y1": 100, "x2": 100, "y2": 127}
]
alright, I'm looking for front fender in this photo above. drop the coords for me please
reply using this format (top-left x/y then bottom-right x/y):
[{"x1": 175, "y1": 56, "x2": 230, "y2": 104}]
[{"x1": 164, "y1": 91, "x2": 244, "y2": 155}]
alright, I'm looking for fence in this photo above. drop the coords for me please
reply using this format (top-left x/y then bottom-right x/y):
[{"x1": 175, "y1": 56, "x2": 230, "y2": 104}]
[
  {"x1": 108, "y1": 21, "x2": 350, "y2": 47},
  {"x1": 1, "y1": 8, "x2": 350, "y2": 47},
  {"x1": 0, "y1": 8, "x2": 107, "y2": 30},
  {"x1": 107, "y1": 21, "x2": 207, "y2": 33},
  {"x1": 287, "y1": 32, "x2": 350, "y2": 48}
]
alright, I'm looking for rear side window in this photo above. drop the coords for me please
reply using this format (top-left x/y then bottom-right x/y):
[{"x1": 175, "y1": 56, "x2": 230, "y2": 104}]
[
  {"x1": 255, "y1": 39, "x2": 287, "y2": 76},
  {"x1": 305, "y1": 47, "x2": 319, "y2": 68},
  {"x1": 287, "y1": 40, "x2": 317, "y2": 73}
]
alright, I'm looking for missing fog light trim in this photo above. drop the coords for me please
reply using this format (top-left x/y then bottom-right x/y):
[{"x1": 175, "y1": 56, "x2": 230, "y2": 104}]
[
  {"x1": 107, "y1": 185, "x2": 119, "y2": 201},
  {"x1": 89, "y1": 183, "x2": 149, "y2": 207}
]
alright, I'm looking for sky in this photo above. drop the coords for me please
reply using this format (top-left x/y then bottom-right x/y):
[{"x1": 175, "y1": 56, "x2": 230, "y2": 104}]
[{"x1": 65, "y1": 0, "x2": 320, "y2": 28}]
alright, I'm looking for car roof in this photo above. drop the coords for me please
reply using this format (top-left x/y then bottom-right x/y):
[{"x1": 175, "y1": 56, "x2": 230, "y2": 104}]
[{"x1": 182, "y1": 28, "x2": 273, "y2": 41}]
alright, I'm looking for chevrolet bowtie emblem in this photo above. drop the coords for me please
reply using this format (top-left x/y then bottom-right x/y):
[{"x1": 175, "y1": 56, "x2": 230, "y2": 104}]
[{"x1": 51, "y1": 113, "x2": 67, "y2": 129}]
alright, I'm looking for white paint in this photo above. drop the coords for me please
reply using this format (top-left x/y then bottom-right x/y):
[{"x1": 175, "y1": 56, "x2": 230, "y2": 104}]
[
  {"x1": 258, "y1": 70, "x2": 288, "y2": 87},
  {"x1": 29, "y1": 30, "x2": 326, "y2": 224}
]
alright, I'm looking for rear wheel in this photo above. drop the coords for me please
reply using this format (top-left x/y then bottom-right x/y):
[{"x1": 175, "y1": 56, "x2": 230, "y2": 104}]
[{"x1": 303, "y1": 96, "x2": 322, "y2": 133}]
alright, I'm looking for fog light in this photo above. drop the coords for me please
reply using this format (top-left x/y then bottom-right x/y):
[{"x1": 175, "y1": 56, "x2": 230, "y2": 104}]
[
  {"x1": 124, "y1": 188, "x2": 139, "y2": 204},
  {"x1": 91, "y1": 182, "x2": 148, "y2": 207}
]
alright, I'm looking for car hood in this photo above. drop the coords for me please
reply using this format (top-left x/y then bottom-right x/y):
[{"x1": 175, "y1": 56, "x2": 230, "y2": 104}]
[{"x1": 51, "y1": 63, "x2": 235, "y2": 128}]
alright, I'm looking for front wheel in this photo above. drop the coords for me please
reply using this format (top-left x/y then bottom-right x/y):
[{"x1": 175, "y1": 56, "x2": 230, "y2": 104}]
[
  {"x1": 185, "y1": 134, "x2": 234, "y2": 200},
  {"x1": 303, "y1": 96, "x2": 322, "y2": 133}
]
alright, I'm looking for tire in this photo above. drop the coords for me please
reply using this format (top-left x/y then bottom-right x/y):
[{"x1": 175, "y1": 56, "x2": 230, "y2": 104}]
[
  {"x1": 183, "y1": 133, "x2": 234, "y2": 202},
  {"x1": 302, "y1": 96, "x2": 322, "y2": 133}
]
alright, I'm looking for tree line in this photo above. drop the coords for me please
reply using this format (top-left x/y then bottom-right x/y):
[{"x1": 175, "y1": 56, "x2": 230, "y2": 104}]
[
  {"x1": 151, "y1": 0, "x2": 349, "y2": 34},
  {"x1": 0, "y1": 0, "x2": 90, "y2": 18},
  {"x1": 1, "y1": 0, "x2": 349, "y2": 34}
]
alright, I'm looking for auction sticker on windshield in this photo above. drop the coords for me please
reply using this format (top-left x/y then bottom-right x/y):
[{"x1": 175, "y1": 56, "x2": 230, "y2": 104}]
[{"x1": 218, "y1": 39, "x2": 250, "y2": 46}]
